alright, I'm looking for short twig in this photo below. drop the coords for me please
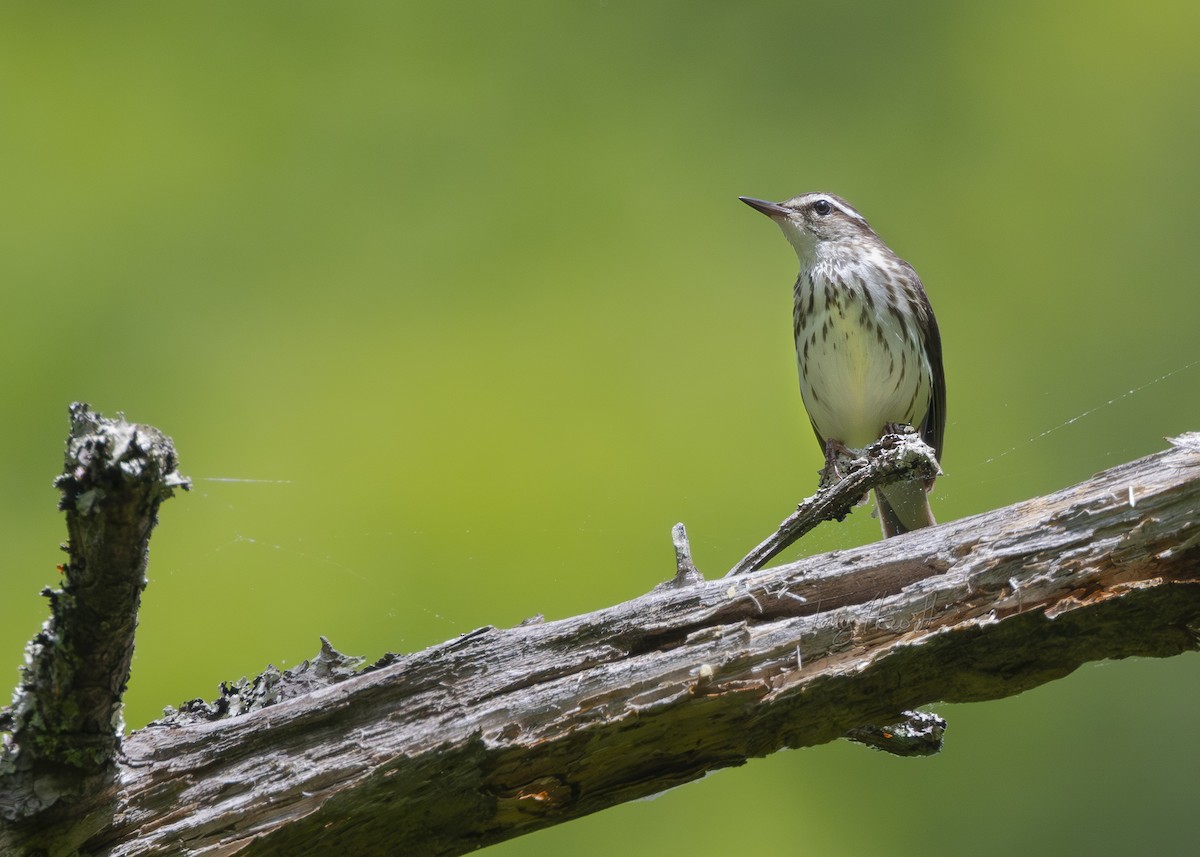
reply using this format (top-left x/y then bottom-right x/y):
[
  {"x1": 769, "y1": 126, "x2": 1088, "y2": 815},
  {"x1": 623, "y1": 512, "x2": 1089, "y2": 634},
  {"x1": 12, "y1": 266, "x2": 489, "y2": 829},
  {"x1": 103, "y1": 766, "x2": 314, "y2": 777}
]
[
  {"x1": 664, "y1": 522, "x2": 705, "y2": 588},
  {"x1": 845, "y1": 710, "x2": 947, "y2": 757}
]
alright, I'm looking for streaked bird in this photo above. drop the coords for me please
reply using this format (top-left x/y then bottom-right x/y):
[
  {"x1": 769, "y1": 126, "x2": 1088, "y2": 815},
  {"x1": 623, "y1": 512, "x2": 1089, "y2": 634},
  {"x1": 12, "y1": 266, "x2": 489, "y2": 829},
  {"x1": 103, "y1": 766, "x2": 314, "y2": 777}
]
[{"x1": 740, "y1": 192, "x2": 945, "y2": 537}]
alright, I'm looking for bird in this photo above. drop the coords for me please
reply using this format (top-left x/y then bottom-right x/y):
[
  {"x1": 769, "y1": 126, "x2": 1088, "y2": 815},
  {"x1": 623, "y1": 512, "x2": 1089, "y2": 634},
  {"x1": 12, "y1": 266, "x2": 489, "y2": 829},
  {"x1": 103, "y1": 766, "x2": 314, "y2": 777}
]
[{"x1": 739, "y1": 192, "x2": 945, "y2": 537}]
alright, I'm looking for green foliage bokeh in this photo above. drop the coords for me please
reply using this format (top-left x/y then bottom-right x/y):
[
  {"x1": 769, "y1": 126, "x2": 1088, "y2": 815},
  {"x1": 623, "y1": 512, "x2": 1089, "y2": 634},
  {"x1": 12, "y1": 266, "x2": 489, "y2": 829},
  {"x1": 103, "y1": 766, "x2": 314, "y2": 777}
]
[{"x1": 2, "y1": 3, "x2": 1197, "y2": 855}]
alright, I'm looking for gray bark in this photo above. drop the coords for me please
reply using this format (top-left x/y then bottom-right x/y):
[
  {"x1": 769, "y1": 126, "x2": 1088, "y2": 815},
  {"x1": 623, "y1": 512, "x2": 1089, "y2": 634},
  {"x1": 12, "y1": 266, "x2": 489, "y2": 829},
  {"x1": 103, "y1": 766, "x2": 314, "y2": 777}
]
[{"x1": 2, "y1": 409, "x2": 1198, "y2": 856}]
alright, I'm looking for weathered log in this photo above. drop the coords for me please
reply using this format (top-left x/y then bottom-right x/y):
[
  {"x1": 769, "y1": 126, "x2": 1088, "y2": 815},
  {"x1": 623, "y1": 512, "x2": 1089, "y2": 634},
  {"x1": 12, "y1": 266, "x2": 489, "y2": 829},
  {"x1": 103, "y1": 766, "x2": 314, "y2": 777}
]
[{"x1": 2, "y1": 413, "x2": 1197, "y2": 856}]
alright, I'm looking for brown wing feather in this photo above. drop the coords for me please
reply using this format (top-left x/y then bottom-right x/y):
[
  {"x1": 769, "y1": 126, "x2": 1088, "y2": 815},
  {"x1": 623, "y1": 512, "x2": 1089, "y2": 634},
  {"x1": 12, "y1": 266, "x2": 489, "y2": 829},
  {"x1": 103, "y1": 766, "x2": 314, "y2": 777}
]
[{"x1": 914, "y1": 277, "x2": 945, "y2": 464}]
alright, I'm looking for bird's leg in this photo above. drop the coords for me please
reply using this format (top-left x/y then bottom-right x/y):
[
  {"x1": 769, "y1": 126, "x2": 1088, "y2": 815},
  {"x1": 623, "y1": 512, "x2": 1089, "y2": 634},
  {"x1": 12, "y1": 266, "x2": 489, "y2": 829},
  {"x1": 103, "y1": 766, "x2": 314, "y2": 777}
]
[
  {"x1": 819, "y1": 438, "x2": 855, "y2": 489},
  {"x1": 820, "y1": 439, "x2": 871, "y2": 505}
]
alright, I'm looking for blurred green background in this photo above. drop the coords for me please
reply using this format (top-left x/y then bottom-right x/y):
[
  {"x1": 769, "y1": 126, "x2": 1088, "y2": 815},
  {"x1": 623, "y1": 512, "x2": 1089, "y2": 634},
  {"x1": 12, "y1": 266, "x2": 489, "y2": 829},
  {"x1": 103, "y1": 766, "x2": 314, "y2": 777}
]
[{"x1": 3, "y1": 2, "x2": 1198, "y2": 854}]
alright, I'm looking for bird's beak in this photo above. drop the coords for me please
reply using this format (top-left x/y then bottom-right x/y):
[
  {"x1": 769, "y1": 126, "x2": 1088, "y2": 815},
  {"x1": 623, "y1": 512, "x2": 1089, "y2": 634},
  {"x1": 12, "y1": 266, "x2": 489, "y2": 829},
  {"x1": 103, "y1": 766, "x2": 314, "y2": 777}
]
[{"x1": 739, "y1": 196, "x2": 791, "y2": 218}]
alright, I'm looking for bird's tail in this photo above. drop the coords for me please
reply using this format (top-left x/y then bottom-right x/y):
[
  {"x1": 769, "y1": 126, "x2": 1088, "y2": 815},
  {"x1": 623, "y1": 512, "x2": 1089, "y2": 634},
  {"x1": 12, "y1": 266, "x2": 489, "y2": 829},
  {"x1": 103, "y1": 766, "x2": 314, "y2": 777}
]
[{"x1": 875, "y1": 479, "x2": 936, "y2": 538}]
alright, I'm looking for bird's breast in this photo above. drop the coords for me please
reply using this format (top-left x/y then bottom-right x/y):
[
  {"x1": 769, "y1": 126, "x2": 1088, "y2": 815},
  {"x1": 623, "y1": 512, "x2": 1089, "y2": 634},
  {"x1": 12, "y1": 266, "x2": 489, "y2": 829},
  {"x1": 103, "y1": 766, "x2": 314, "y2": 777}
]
[{"x1": 794, "y1": 268, "x2": 932, "y2": 449}]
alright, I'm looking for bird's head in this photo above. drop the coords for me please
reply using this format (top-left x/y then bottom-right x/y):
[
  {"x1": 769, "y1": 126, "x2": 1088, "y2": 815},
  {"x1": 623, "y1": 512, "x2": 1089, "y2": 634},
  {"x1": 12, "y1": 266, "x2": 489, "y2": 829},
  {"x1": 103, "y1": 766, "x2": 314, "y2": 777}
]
[{"x1": 739, "y1": 192, "x2": 875, "y2": 260}]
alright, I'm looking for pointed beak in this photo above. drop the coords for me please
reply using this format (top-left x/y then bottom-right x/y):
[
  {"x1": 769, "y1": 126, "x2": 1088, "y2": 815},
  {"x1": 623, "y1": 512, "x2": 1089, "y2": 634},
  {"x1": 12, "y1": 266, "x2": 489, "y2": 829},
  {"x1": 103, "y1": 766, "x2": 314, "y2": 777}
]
[{"x1": 739, "y1": 196, "x2": 791, "y2": 218}]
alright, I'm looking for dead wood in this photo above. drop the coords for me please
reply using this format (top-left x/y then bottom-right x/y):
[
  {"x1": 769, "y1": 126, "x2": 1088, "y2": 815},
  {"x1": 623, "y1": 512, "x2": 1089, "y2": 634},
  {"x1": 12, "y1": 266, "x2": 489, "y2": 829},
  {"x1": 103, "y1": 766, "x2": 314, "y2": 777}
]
[{"x1": 2, "y1": 409, "x2": 1198, "y2": 856}]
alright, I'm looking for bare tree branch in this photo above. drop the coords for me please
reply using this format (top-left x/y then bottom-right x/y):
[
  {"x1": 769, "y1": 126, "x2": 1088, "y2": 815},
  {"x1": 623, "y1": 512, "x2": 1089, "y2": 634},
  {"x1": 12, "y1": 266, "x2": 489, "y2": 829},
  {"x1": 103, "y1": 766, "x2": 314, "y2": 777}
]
[
  {"x1": 1, "y1": 405, "x2": 187, "y2": 825},
  {"x1": 726, "y1": 426, "x2": 940, "y2": 576},
  {"x1": 2, "y1": 410, "x2": 1198, "y2": 857}
]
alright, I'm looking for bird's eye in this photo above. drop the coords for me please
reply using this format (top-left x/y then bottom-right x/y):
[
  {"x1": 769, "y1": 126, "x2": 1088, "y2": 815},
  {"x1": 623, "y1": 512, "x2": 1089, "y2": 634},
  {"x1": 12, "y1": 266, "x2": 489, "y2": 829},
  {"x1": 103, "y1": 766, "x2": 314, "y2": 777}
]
[{"x1": 812, "y1": 199, "x2": 833, "y2": 216}]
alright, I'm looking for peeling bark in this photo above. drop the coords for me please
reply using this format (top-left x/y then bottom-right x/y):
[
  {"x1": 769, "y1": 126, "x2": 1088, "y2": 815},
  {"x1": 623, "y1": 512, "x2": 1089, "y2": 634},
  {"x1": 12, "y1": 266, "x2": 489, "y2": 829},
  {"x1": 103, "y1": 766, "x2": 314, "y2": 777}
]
[{"x1": 2, "y1": 412, "x2": 1198, "y2": 857}]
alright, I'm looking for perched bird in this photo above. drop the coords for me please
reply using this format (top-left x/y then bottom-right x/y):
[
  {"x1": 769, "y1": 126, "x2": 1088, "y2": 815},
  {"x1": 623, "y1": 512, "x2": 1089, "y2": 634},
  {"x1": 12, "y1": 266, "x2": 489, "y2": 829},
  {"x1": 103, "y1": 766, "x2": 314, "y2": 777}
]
[{"x1": 740, "y1": 192, "x2": 945, "y2": 537}]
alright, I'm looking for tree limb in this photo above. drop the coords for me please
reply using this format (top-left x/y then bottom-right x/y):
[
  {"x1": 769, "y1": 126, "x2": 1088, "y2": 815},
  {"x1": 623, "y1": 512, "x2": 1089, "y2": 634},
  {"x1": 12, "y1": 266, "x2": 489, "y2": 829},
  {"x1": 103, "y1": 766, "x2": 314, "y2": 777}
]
[
  {"x1": 2, "y1": 413, "x2": 1198, "y2": 856},
  {"x1": 1, "y1": 405, "x2": 187, "y2": 828},
  {"x1": 725, "y1": 426, "x2": 940, "y2": 576}
]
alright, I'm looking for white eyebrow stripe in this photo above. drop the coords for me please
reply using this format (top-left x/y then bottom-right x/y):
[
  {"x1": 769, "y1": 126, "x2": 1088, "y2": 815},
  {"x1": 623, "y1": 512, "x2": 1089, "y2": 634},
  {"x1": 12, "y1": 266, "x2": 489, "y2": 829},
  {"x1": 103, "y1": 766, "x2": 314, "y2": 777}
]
[{"x1": 827, "y1": 197, "x2": 867, "y2": 223}]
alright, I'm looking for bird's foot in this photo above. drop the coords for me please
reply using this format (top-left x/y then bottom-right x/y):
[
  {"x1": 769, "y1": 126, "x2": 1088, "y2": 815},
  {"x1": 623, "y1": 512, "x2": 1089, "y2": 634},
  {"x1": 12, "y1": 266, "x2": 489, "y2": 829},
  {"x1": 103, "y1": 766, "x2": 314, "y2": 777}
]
[
  {"x1": 882, "y1": 421, "x2": 918, "y2": 439},
  {"x1": 819, "y1": 439, "x2": 866, "y2": 492}
]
